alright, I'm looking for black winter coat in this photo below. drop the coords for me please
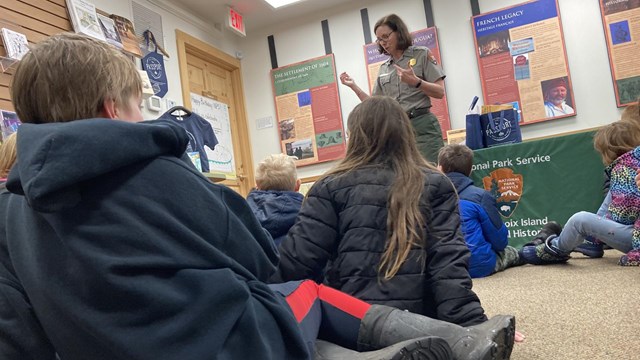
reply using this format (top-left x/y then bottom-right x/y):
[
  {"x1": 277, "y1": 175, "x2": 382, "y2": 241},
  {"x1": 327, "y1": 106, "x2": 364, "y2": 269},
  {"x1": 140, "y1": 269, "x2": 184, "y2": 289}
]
[{"x1": 275, "y1": 164, "x2": 487, "y2": 326}]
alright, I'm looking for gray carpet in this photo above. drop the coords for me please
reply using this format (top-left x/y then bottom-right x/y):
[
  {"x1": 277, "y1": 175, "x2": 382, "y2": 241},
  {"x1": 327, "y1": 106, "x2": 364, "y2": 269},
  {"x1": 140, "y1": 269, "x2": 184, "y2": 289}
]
[{"x1": 472, "y1": 250, "x2": 639, "y2": 360}]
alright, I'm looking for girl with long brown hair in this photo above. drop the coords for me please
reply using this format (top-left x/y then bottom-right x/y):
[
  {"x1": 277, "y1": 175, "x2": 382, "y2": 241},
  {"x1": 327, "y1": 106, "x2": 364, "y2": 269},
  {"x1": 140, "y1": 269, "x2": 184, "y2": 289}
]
[{"x1": 276, "y1": 96, "x2": 497, "y2": 339}]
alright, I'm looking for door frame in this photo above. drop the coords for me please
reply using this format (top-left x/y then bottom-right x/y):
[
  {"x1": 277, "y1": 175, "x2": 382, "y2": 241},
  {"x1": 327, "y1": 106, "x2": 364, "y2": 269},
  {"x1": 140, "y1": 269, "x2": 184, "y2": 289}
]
[{"x1": 175, "y1": 29, "x2": 255, "y2": 195}]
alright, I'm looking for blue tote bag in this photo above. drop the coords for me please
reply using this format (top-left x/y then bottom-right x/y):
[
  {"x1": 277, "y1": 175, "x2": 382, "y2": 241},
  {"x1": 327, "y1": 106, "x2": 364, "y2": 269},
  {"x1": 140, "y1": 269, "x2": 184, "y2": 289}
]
[
  {"x1": 465, "y1": 113, "x2": 484, "y2": 150},
  {"x1": 141, "y1": 30, "x2": 168, "y2": 98},
  {"x1": 480, "y1": 109, "x2": 522, "y2": 148}
]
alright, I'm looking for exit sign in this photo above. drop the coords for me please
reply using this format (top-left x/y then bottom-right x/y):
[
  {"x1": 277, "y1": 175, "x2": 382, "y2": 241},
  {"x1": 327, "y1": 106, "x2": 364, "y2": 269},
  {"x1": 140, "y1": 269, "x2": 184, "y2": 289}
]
[{"x1": 227, "y1": 7, "x2": 246, "y2": 37}]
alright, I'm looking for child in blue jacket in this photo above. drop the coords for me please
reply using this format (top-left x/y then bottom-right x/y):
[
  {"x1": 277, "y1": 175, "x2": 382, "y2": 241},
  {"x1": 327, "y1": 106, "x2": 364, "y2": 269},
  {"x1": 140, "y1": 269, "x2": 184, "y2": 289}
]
[
  {"x1": 438, "y1": 144, "x2": 527, "y2": 278},
  {"x1": 247, "y1": 154, "x2": 303, "y2": 247}
]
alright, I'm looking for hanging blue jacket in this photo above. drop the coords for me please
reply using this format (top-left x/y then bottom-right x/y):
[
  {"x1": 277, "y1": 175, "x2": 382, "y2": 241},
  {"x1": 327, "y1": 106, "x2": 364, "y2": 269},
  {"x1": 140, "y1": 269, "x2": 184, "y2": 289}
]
[
  {"x1": 247, "y1": 190, "x2": 303, "y2": 248},
  {"x1": 446, "y1": 172, "x2": 508, "y2": 278}
]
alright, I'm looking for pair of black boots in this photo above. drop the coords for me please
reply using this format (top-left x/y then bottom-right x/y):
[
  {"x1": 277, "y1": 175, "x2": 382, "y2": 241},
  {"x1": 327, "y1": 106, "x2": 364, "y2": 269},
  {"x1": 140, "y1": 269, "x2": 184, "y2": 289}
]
[{"x1": 314, "y1": 305, "x2": 516, "y2": 360}]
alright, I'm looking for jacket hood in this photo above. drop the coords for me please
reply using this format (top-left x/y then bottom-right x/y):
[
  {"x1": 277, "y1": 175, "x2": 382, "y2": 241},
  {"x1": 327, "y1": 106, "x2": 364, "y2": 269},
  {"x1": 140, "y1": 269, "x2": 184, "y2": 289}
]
[
  {"x1": 246, "y1": 190, "x2": 303, "y2": 246},
  {"x1": 7, "y1": 119, "x2": 189, "y2": 212},
  {"x1": 605, "y1": 147, "x2": 640, "y2": 177},
  {"x1": 445, "y1": 172, "x2": 474, "y2": 194}
]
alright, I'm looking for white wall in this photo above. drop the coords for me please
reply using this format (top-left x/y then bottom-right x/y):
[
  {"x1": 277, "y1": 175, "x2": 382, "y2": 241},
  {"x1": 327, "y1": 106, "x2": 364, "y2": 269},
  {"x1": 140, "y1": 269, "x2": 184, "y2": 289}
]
[
  {"x1": 91, "y1": 0, "x2": 243, "y2": 119},
  {"x1": 239, "y1": 0, "x2": 625, "y2": 179},
  {"x1": 86, "y1": 0, "x2": 626, "y2": 180}
]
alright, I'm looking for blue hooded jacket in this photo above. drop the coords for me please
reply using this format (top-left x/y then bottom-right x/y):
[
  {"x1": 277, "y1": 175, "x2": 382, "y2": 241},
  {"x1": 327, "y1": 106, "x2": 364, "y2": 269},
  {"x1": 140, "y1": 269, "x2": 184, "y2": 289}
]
[
  {"x1": 446, "y1": 172, "x2": 508, "y2": 278},
  {"x1": 0, "y1": 119, "x2": 308, "y2": 360},
  {"x1": 246, "y1": 190, "x2": 303, "y2": 248}
]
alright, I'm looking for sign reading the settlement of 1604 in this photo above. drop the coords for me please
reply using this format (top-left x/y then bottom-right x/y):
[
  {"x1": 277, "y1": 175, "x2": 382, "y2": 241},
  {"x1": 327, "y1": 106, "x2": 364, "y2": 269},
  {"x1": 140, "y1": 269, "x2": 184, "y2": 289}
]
[{"x1": 271, "y1": 54, "x2": 346, "y2": 167}]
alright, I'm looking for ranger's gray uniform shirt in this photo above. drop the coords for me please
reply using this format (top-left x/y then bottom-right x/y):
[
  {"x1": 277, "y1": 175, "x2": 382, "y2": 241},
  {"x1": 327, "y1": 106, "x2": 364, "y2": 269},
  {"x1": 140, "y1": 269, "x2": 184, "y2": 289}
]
[{"x1": 372, "y1": 46, "x2": 446, "y2": 112}]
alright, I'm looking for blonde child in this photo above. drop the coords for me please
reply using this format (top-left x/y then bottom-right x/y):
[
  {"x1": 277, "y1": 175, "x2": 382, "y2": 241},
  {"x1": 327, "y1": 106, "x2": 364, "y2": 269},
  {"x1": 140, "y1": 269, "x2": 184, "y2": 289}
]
[
  {"x1": 246, "y1": 154, "x2": 303, "y2": 247},
  {"x1": 0, "y1": 133, "x2": 17, "y2": 182}
]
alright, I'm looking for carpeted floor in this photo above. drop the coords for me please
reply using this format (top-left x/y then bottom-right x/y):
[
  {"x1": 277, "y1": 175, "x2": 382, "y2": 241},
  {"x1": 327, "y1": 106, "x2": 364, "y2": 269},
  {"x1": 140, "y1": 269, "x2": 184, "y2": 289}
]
[{"x1": 472, "y1": 250, "x2": 639, "y2": 360}]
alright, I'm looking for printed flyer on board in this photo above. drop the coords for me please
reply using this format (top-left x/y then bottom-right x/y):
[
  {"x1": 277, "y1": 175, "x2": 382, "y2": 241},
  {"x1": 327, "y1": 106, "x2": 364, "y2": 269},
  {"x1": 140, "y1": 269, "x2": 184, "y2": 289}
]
[
  {"x1": 363, "y1": 27, "x2": 451, "y2": 138},
  {"x1": 599, "y1": 0, "x2": 640, "y2": 106},
  {"x1": 472, "y1": 0, "x2": 575, "y2": 124},
  {"x1": 271, "y1": 54, "x2": 346, "y2": 167}
]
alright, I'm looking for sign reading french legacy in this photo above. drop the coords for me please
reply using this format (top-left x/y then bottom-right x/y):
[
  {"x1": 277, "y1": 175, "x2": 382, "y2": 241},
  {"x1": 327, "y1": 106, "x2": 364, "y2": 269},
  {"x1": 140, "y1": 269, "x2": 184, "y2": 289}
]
[{"x1": 472, "y1": 0, "x2": 576, "y2": 124}]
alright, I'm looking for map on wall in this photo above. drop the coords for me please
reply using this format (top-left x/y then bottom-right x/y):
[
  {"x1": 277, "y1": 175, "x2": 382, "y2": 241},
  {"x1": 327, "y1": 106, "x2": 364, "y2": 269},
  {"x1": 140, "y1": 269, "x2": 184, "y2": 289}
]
[
  {"x1": 270, "y1": 54, "x2": 346, "y2": 167},
  {"x1": 472, "y1": 0, "x2": 575, "y2": 124},
  {"x1": 363, "y1": 27, "x2": 451, "y2": 139},
  {"x1": 599, "y1": 0, "x2": 640, "y2": 107}
]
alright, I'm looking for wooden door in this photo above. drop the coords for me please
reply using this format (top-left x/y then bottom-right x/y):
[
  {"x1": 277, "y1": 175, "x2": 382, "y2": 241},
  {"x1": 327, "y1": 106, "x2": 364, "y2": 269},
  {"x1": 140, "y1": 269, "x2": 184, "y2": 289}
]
[{"x1": 176, "y1": 30, "x2": 254, "y2": 196}]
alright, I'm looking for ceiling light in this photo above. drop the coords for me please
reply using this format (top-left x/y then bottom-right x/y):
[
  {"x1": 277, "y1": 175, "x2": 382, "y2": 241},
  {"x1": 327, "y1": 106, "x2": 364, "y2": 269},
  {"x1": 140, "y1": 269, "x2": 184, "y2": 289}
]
[{"x1": 264, "y1": 0, "x2": 306, "y2": 9}]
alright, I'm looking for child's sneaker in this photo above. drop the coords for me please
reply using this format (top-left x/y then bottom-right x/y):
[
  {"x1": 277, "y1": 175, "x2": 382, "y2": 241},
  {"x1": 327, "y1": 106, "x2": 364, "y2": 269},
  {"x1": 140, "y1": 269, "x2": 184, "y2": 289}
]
[
  {"x1": 618, "y1": 249, "x2": 640, "y2": 266},
  {"x1": 520, "y1": 236, "x2": 570, "y2": 265},
  {"x1": 520, "y1": 221, "x2": 563, "y2": 247},
  {"x1": 573, "y1": 239, "x2": 604, "y2": 258}
]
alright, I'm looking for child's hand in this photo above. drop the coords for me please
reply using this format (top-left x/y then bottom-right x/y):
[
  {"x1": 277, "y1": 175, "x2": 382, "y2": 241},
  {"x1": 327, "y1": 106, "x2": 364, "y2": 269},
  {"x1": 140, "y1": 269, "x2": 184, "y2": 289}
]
[{"x1": 515, "y1": 330, "x2": 526, "y2": 343}]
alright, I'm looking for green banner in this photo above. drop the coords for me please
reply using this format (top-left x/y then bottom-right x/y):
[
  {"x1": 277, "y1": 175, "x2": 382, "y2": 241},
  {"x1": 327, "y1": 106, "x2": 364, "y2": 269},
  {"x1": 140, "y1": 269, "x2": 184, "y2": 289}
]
[
  {"x1": 470, "y1": 130, "x2": 605, "y2": 248},
  {"x1": 272, "y1": 56, "x2": 336, "y2": 96}
]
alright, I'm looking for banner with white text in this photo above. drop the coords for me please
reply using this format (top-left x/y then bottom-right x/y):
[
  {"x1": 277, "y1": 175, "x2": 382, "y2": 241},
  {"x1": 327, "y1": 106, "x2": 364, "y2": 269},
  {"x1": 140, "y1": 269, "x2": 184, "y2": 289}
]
[{"x1": 471, "y1": 130, "x2": 605, "y2": 248}]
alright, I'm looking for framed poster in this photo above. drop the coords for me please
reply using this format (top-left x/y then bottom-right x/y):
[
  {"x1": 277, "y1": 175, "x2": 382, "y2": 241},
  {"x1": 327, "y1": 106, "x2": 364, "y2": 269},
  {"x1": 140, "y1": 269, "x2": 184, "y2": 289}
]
[
  {"x1": 472, "y1": 0, "x2": 575, "y2": 124},
  {"x1": 599, "y1": 0, "x2": 640, "y2": 107},
  {"x1": 364, "y1": 27, "x2": 451, "y2": 138},
  {"x1": 271, "y1": 54, "x2": 346, "y2": 167}
]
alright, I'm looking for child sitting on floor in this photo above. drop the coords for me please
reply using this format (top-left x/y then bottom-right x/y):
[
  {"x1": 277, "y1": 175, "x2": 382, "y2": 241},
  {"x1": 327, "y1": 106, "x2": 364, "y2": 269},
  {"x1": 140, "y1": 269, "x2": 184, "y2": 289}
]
[
  {"x1": 438, "y1": 144, "x2": 549, "y2": 277},
  {"x1": 521, "y1": 121, "x2": 640, "y2": 266},
  {"x1": 246, "y1": 154, "x2": 303, "y2": 247}
]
